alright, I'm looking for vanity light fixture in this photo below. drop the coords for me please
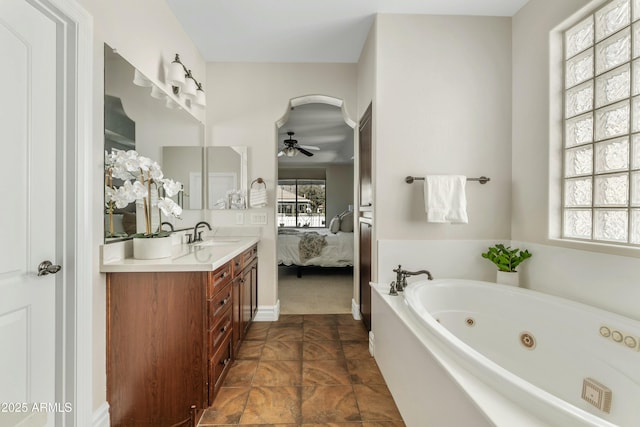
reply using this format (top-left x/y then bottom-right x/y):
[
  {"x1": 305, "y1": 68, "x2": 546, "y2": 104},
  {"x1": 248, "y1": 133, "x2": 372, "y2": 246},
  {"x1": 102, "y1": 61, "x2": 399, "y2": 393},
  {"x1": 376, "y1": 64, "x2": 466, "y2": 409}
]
[{"x1": 167, "y1": 53, "x2": 206, "y2": 108}]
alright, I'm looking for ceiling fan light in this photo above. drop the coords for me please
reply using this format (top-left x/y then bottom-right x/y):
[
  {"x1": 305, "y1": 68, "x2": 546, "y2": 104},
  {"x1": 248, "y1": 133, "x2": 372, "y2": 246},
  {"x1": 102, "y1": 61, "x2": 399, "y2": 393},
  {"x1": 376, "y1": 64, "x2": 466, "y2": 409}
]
[{"x1": 285, "y1": 146, "x2": 297, "y2": 157}]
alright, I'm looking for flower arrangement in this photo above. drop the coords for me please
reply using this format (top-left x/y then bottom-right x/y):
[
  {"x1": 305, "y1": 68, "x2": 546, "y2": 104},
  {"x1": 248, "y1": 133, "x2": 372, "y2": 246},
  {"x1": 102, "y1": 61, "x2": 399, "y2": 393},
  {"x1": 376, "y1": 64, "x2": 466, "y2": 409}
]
[{"x1": 105, "y1": 149, "x2": 183, "y2": 238}]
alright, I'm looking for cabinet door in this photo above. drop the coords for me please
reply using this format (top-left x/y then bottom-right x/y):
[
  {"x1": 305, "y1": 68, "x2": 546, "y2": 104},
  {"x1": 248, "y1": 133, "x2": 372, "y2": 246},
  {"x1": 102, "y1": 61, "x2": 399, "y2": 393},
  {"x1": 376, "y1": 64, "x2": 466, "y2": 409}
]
[
  {"x1": 107, "y1": 272, "x2": 207, "y2": 426},
  {"x1": 209, "y1": 333, "x2": 233, "y2": 405},
  {"x1": 241, "y1": 266, "x2": 252, "y2": 335},
  {"x1": 359, "y1": 103, "x2": 372, "y2": 208},
  {"x1": 232, "y1": 276, "x2": 242, "y2": 354},
  {"x1": 359, "y1": 220, "x2": 372, "y2": 331},
  {"x1": 250, "y1": 260, "x2": 258, "y2": 320}
]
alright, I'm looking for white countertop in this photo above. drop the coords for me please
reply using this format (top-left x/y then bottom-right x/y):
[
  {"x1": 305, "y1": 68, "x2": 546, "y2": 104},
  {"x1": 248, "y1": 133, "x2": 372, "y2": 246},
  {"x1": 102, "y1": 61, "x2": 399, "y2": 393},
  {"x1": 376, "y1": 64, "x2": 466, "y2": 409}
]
[{"x1": 100, "y1": 236, "x2": 259, "y2": 273}]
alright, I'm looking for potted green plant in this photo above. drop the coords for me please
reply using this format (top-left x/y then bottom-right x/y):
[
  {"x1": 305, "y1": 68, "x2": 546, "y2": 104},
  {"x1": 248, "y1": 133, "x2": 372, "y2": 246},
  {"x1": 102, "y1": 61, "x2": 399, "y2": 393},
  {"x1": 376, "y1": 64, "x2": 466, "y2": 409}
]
[{"x1": 481, "y1": 243, "x2": 532, "y2": 286}]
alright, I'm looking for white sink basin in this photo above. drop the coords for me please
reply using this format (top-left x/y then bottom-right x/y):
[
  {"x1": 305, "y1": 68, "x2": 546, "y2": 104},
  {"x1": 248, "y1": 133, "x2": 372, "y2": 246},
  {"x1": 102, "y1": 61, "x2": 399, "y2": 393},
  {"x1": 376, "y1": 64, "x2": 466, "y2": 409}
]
[{"x1": 193, "y1": 239, "x2": 240, "y2": 247}]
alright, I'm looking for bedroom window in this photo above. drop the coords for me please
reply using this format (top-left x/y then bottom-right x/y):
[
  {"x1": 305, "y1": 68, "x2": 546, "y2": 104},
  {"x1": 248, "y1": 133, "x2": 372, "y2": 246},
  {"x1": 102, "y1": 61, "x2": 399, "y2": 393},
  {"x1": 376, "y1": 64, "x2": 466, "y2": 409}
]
[
  {"x1": 277, "y1": 179, "x2": 326, "y2": 228},
  {"x1": 562, "y1": 0, "x2": 640, "y2": 246}
]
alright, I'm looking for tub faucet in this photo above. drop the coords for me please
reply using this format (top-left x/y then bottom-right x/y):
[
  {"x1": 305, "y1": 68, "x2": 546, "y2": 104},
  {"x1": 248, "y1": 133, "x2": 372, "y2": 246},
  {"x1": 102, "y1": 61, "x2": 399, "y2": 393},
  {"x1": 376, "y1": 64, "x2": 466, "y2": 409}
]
[{"x1": 389, "y1": 264, "x2": 433, "y2": 295}]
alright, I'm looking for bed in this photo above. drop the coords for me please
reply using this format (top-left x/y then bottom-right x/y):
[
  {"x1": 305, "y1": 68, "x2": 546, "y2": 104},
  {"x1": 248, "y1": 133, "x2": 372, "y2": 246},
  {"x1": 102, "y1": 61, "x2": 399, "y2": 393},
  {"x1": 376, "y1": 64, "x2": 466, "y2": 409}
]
[{"x1": 277, "y1": 228, "x2": 354, "y2": 276}]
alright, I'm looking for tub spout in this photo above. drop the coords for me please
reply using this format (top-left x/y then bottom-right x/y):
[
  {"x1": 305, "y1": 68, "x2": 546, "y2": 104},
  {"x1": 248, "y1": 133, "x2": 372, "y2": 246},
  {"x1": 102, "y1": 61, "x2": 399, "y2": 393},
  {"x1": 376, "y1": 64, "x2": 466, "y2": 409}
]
[{"x1": 391, "y1": 265, "x2": 433, "y2": 294}]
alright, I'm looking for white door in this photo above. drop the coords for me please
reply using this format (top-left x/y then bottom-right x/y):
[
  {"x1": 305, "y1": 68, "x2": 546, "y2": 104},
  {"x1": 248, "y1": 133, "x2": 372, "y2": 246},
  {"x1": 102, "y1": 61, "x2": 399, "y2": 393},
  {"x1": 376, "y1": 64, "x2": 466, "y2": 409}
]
[{"x1": 0, "y1": 0, "x2": 59, "y2": 426}]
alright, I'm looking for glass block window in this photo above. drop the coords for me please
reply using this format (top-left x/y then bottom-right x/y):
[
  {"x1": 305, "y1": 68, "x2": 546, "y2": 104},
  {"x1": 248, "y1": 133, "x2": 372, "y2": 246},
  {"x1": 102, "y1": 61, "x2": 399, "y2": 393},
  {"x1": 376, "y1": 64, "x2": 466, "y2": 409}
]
[{"x1": 562, "y1": 0, "x2": 640, "y2": 245}]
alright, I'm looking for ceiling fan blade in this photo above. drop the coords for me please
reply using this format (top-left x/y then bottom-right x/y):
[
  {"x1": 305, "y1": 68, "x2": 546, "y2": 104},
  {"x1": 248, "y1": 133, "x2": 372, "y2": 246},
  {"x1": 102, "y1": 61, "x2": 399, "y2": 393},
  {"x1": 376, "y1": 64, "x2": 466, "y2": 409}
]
[
  {"x1": 299, "y1": 145, "x2": 320, "y2": 150},
  {"x1": 297, "y1": 147, "x2": 314, "y2": 157}
]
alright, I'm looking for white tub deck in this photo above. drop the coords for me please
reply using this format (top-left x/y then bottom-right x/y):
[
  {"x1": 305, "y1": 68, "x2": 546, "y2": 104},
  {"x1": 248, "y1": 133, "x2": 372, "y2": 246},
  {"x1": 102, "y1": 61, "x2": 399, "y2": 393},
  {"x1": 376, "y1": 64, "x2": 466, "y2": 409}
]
[{"x1": 371, "y1": 280, "x2": 632, "y2": 426}]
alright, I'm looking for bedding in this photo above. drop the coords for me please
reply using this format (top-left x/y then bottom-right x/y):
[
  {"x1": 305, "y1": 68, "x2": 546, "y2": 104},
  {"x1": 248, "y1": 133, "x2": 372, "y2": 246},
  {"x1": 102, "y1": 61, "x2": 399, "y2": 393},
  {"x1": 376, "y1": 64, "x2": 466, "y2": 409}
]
[{"x1": 277, "y1": 228, "x2": 354, "y2": 267}]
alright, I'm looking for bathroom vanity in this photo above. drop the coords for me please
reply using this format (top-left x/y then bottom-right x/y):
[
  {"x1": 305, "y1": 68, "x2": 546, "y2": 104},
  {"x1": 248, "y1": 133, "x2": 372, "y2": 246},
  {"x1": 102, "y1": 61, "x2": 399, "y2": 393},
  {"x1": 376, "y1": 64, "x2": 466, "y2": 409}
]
[{"x1": 101, "y1": 238, "x2": 258, "y2": 427}]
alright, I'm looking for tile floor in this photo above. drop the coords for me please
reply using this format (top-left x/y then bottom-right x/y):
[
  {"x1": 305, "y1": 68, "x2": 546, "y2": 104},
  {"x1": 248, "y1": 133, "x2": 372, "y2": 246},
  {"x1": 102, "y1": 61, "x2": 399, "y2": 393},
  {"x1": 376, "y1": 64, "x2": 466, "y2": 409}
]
[{"x1": 198, "y1": 314, "x2": 406, "y2": 426}]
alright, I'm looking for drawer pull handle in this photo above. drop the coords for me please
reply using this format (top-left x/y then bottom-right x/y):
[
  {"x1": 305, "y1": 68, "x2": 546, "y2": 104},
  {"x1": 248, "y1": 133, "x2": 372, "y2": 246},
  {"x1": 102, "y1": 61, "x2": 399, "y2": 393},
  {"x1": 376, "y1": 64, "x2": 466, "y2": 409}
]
[
  {"x1": 220, "y1": 325, "x2": 228, "y2": 333},
  {"x1": 220, "y1": 358, "x2": 231, "y2": 367},
  {"x1": 219, "y1": 271, "x2": 228, "y2": 279},
  {"x1": 219, "y1": 298, "x2": 228, "y2": 306},
  {"x1": 235, "y1": 262, "x2": 240, "y2": 268}
]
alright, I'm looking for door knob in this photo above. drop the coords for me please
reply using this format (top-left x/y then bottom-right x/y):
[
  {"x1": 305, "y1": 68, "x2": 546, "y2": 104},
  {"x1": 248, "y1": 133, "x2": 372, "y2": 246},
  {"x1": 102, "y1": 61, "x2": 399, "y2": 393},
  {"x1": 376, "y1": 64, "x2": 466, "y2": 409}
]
[{"x1": 37, "y1": 260, "x2": 62, "y2": 276}]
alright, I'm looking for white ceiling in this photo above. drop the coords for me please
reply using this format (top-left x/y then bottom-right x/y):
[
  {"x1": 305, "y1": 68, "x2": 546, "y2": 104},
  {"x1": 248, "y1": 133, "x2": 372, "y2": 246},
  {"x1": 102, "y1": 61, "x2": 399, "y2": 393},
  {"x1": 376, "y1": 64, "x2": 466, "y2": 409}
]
[
  {"x1": 165, "y1": 0, "x2": 529, "y2": 165},
  {"x1": 165, "y1": 0, "x2": 530, "y2": 63}
]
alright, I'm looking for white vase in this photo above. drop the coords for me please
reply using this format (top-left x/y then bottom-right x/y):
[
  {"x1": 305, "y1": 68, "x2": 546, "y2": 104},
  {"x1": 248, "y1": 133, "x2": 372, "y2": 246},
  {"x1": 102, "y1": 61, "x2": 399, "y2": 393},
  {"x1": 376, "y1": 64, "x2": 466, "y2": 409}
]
[
  {"x1": 496, "y1": 270, "x2": 519, "y2": 287},
  {"x1": 133, "y1": 236, "x2": 172, "y2": 260}
]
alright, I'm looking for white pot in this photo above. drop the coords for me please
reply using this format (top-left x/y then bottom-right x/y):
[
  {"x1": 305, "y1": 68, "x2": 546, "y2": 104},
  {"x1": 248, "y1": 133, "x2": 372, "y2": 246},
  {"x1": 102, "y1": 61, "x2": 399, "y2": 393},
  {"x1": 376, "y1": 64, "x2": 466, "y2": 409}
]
[
  {"x1": 496, "y1": 270, "x2": 519, "y2": 287},
  {"x1": 133, "y1": 236, "x2": 172, "y2": 260}
]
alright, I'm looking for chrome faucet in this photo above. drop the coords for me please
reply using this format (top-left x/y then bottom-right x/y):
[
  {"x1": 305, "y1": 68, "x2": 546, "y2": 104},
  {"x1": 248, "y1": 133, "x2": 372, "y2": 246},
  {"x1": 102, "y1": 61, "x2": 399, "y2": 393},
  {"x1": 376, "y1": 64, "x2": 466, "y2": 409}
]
[
  {"x1": 189, "y1": 221, "x2": 212, "y2": 243},
  {"x1": 389, "y1": 264, "x2": 433, "y2": 295}
]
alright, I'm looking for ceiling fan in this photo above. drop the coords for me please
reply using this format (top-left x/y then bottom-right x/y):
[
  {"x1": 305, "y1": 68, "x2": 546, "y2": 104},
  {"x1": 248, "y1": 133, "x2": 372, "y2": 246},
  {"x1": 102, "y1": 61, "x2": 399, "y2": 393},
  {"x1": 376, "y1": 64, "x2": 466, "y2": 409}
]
[{"x1": 277, "y1": 131, "x2": 320, "y2": 157}]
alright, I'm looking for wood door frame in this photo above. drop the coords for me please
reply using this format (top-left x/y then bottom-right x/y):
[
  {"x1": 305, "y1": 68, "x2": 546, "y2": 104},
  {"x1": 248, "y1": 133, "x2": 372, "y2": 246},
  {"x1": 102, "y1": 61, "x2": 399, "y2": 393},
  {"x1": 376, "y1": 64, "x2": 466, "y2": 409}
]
[{"x1": 29, "y1": 0, "x2": 94, "y2": 425}]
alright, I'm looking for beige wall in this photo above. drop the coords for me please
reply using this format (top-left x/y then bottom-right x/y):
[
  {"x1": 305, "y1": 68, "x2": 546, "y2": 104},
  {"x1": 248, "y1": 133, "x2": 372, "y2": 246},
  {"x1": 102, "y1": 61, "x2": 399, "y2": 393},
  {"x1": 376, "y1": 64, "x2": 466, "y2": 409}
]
[
  {"x1": 512, "y1": 0, "x2": 640, "y2": 319},
  {"x1": 206, "y1": 62, "x2": 358, "y2": 308},
  {"x1": 511, "y1": 0, "x2": 590, "y2": 243},
  {"x1": 76, "y1": 0, "x2": 207, "y2": 413},
  {"x1": 374, "y1": 14, "x2": 513, "y2": 241},
  {"x1": 326, "y1": 165, "x2": 355, "y2": 220}
]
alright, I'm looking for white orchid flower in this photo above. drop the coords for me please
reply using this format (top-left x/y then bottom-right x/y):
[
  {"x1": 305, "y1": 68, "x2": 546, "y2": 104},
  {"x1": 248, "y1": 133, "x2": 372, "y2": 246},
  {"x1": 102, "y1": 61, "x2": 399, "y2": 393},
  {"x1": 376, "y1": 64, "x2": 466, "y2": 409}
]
[
  {"x1": 158, "y1": 197, "x2": 182, "y2": 218},
  {"x1": 105, "y1": 185, "x2": 115, "y2": 201},
  {"x1": 137, "y1": 156, "x2": 153, "y2": 172},
  {"x1": 104, "y1": 149, "x2": 185, "y2": 235},
  {"x1": 162, "y1": 179, "x2": 183, "y2": 197},
  {"x1": 128, "y1": 180, "x2": 148, "y2": 199},
  {"x1": 112, "y1": 185, "x2": 136, "y2": 208},
  {"x1": 149, "y1": 161, "x2": 164, "y2": 181}
]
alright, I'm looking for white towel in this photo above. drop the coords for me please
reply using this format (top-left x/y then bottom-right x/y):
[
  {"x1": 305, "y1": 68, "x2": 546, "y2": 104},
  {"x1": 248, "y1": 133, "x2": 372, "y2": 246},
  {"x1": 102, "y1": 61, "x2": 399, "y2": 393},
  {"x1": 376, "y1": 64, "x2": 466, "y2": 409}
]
[
  {"x1": 250, "y1": 188, "x2": 267, "y2": 208},
  {"x1": 424, "y1": 175, "x2": 468, "y2": 223}
]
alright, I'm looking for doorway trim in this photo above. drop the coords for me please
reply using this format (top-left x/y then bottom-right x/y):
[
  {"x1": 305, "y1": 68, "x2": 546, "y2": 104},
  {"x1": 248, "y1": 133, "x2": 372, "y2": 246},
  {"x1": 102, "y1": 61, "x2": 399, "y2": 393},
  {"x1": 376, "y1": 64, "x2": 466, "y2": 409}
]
[
  {"x1": 273, "y1": 94, "x2": 358, "y2": 318},
  {"x1": 276, "y1": 94, "x2": 357, "y2": 129},
  {"x1": 31, "y1": 0, "x2": 94, "y2": 425}
]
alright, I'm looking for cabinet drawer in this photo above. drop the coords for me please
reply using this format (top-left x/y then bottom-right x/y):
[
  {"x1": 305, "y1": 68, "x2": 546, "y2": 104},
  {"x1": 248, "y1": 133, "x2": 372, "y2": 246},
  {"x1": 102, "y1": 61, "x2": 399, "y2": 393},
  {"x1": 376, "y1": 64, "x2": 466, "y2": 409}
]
[
  {"x1": 208, "y1": 281, "x2": 232, "y2": 328},
  {"x1": 208, "y1": 262, "x2": 232, "y2": 297},
  {"x1": 209, "y1": 306, "x2": 232, "y2": 355},
  {"x1": 233, "y1": 244, "x2": 258, "y2": 275},
  {"x1": 209, "y1": 334, "x2": 233, "y2": 404}
]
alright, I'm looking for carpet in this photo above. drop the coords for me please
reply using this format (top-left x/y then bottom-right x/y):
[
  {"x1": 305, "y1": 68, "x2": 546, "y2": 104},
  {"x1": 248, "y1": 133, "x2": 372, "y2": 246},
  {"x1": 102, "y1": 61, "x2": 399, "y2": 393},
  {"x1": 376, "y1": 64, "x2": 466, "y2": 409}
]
[{"x1": 278, "y1": 266, "x2": 353, "y2": 314}]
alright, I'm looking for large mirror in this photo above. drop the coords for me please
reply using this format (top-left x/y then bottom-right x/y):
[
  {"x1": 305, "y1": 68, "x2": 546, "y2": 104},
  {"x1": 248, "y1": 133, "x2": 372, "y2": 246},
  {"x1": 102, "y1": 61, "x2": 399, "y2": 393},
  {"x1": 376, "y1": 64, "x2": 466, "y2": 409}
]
[
  {"x1": 206, "y1": 146, "x2": 247, "y2": 209},
  {"x1": 104, "y1": 45, "x2": 205, "y2": 242},
  {"x1": 163, "y1": 146, "x2": 204, "y2": 210}
]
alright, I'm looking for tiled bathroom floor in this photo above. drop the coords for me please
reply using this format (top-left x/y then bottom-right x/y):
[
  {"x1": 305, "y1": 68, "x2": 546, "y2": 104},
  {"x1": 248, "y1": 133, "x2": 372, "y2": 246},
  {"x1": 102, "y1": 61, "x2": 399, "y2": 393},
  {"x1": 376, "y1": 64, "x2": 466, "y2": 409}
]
[{"x1": 198, "y1": 314, "x2": 406, "y2": 426}]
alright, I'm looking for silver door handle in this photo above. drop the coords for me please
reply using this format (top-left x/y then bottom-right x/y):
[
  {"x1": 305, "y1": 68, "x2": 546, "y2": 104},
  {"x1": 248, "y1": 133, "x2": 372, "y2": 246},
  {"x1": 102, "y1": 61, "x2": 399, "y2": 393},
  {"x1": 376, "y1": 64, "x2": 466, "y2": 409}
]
[{"x1": 38, "y1": 260, "x2": 61, "y2": 276}]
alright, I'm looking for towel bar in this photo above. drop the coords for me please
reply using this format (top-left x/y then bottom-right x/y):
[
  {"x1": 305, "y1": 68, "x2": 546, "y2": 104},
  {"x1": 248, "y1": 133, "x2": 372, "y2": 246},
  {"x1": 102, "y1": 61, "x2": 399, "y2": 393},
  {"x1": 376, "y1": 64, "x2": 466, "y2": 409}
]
[{"x1": 405, "y1": 175, "x2": 490, "y2": 184}]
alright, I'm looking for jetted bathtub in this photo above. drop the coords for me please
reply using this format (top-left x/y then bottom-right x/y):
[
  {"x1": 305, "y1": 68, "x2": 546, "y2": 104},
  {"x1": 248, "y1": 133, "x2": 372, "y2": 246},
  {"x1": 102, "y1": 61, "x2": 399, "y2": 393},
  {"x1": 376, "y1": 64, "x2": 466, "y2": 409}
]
[{"x1": 395, "y1": 279, "x2": 640, "y2": 426}]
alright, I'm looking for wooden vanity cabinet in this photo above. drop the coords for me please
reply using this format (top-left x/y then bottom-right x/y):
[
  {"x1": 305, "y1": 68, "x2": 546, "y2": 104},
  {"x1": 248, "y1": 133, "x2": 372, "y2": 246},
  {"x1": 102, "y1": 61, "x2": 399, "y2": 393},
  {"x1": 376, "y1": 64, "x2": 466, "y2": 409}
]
[
  {"x1": 106, "y1": 271, "x2": 208, "y2": 427},
  {"x1": 107, "y1": 244, "x2": 258, "y2": 427},
  {"x1": 232, "y1": 244, "x2": 258, "y2": 354},
  {"x1": 206, "y1": 262, "x2": 234, "y2": 406}
]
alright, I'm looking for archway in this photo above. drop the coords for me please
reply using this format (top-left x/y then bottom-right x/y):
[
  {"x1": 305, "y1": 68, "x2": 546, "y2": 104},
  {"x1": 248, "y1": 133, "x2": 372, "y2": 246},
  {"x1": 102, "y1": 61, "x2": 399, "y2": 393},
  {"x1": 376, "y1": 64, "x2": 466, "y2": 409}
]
[{"x1": 275, "y1": 95, "x2": 357, "y2": 315}]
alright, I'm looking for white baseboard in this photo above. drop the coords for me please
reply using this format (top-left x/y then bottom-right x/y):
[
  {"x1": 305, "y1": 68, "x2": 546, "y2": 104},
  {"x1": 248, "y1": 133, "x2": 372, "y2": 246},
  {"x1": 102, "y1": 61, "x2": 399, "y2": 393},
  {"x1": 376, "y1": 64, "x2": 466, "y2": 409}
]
[
  {"x1": 92, "y1": 402, "x2": 110, "y2": 427},
  {"x1": 369, "y1": 330, "x2": 375, "y2": 356},
  {"x1": 254, "y1": 300, "x2": 280, "y2": 321},
  {"x1": 351, "y1": 298, "x2": 361, "y2": 320}
]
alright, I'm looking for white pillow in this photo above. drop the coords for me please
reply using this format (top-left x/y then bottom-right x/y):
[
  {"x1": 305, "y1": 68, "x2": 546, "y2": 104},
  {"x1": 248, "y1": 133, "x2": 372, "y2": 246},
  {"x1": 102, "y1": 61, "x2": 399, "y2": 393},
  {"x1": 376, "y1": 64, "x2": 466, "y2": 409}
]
[
  {"x1": 339, "y1": 212, "x2": 354, "y2": 232},
  {"x1": 329, "y1": 216, "x2": 341, "y2": 233}
]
